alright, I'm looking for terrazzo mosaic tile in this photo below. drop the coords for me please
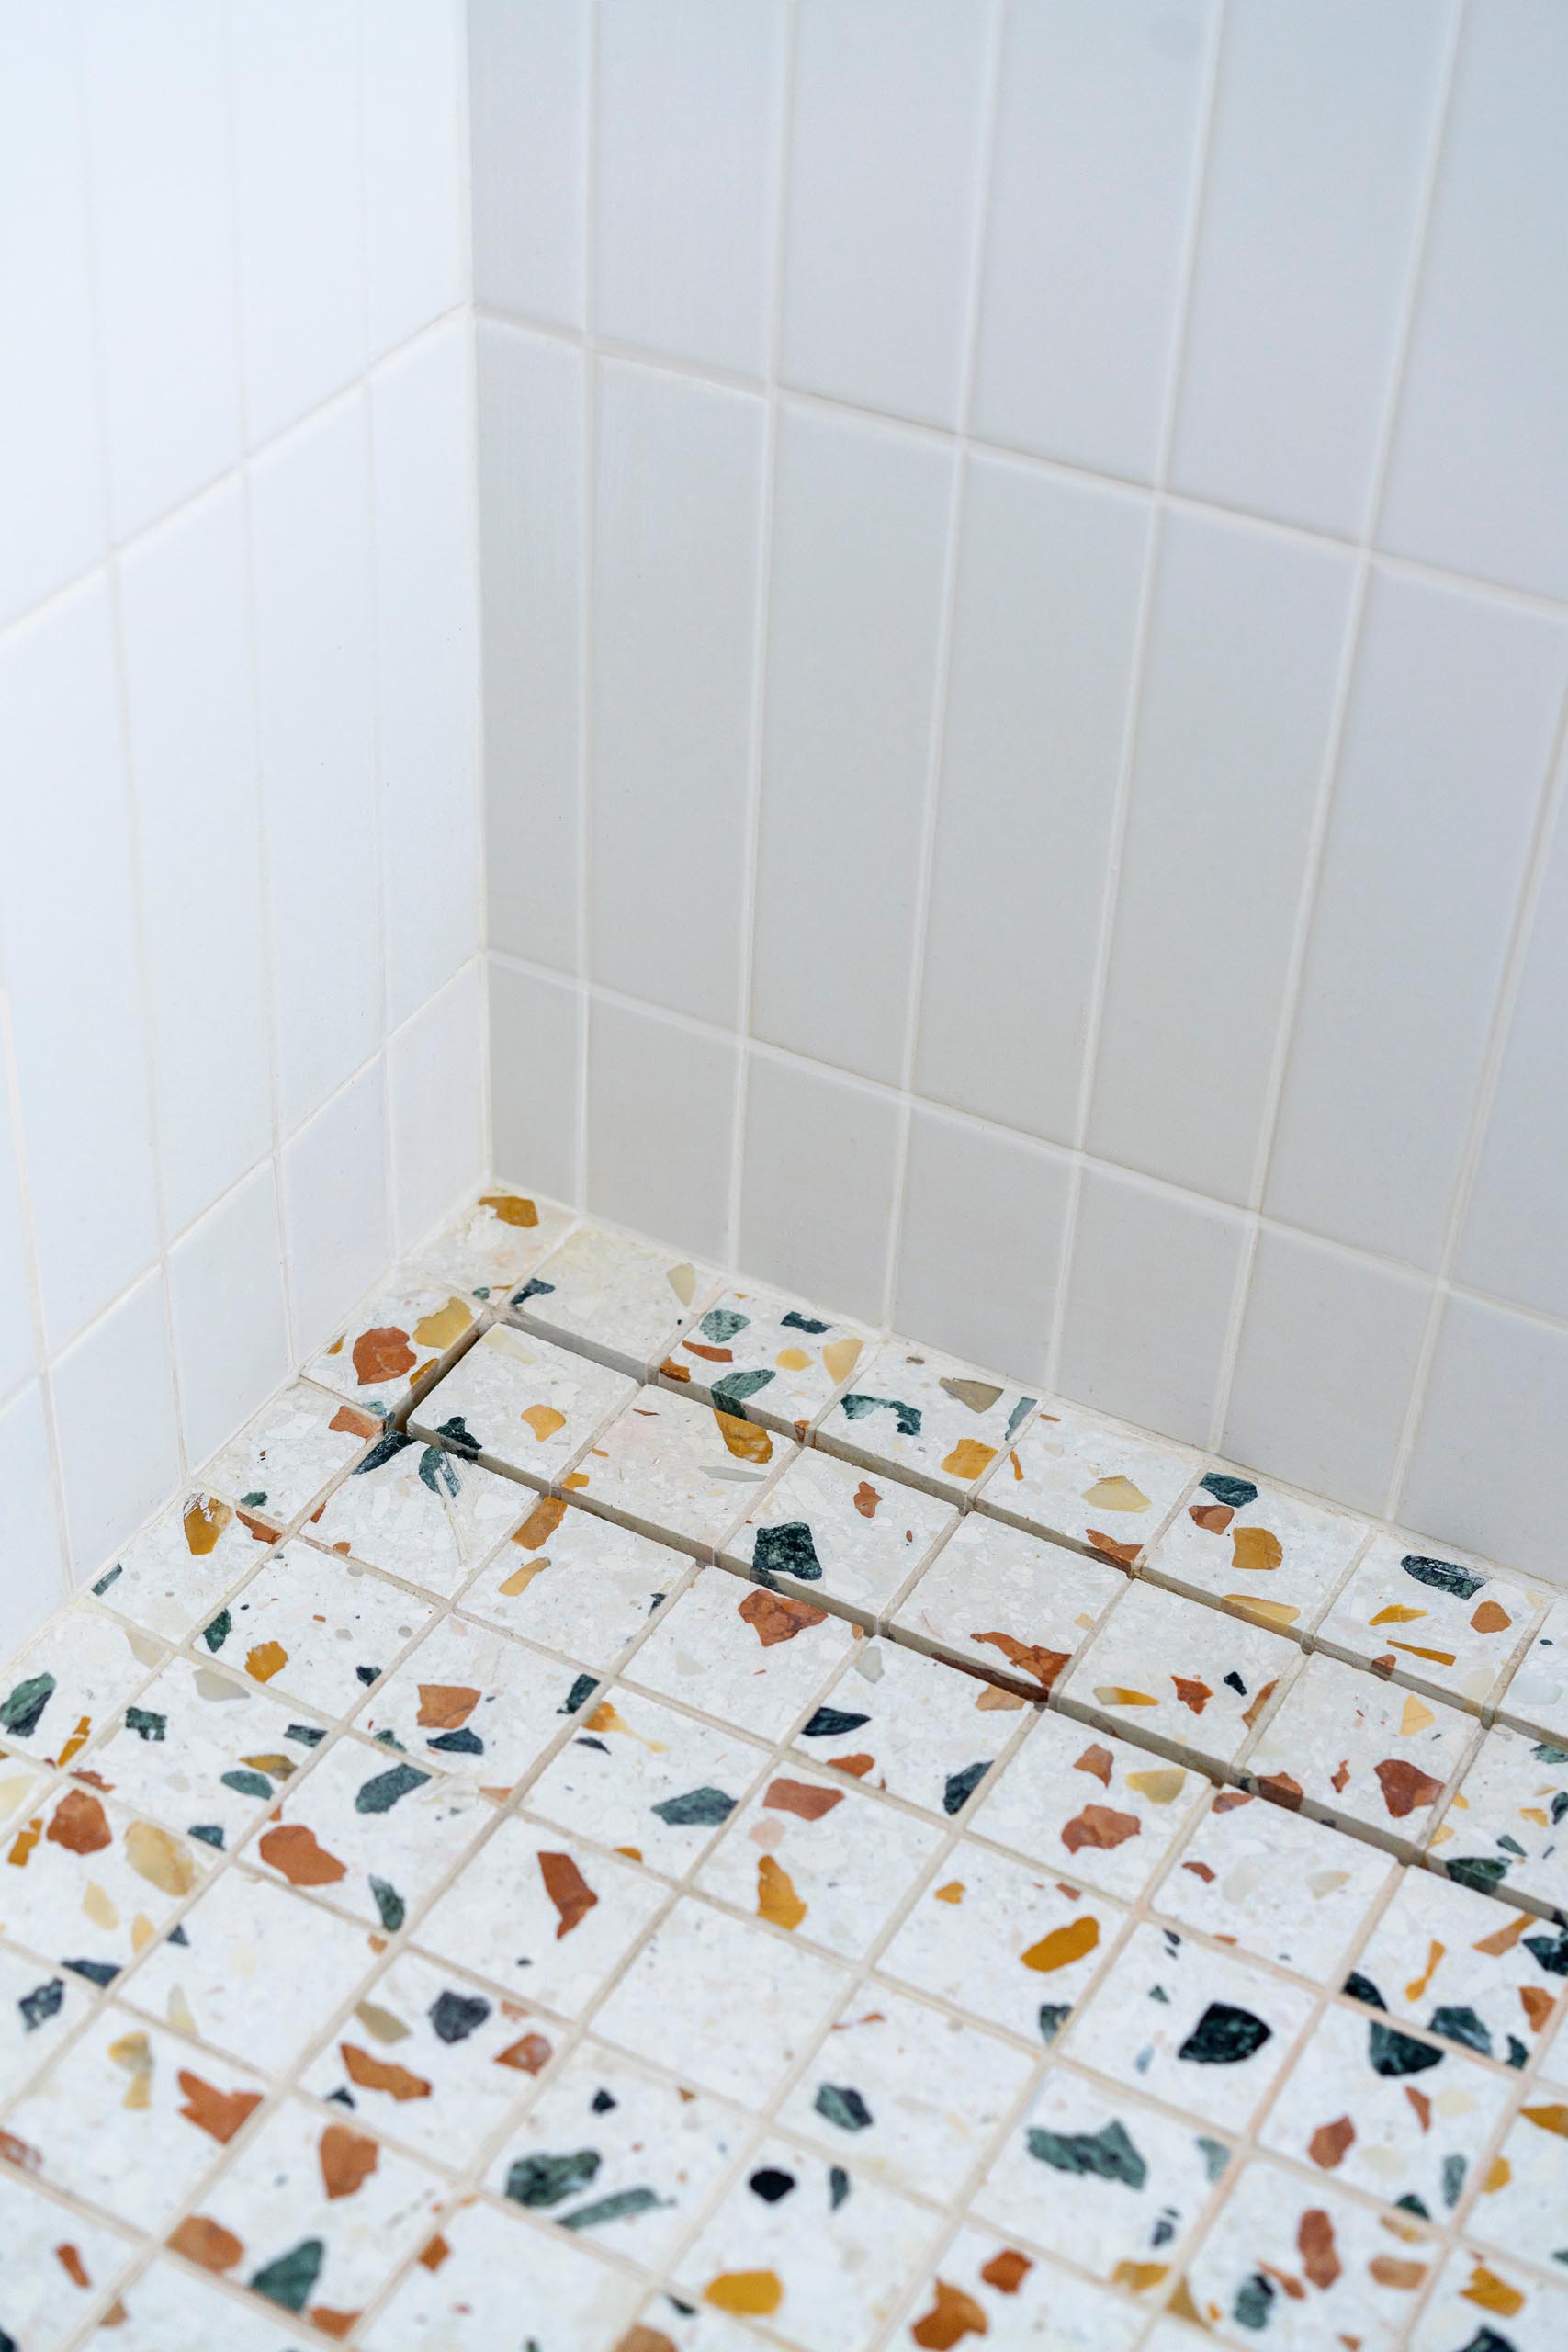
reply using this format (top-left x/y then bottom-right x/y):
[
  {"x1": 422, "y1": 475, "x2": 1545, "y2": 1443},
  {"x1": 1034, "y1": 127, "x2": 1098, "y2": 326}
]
[
  {"x1": 675, "y1": 2136, "x2": 942, "y2": 2352},
  {"x1": 880, "y1": 1838, "x2": 1122, "y2": 2046},
  {"x1": 1056, "y1": 1580, "x2": 1299, "y2": 1770},
  {"x1": 510, "y1": 1222, "x2": 720, "y2": 1378},
  {"x1": 0, "y1": 1606, "x2": 166, "y2": 1770},
  {"x1": 1262, "y1": 1998, "x2": 1512, "y2": 2224},
  {"x1": 409, "y1": 1321, "x2": 637, "y2": 1488},
  {"x1": 417, "y1": 1183, "x2": 575, "y2": 1298},
  {"x1": 525, "y1": 1684, "x2": 768, "y2": 1878},
  {"x1": 788, "y1": 1633, "x2": 1030, "y2": 1820},
  {"x1": 817, "y1": 1338, "x2": 1039, "y2": 1504},
  {"x1": 176, "y1": 2094, "x2": 446, "y2": 2336},
  {"x1": 1177, "y1": 2160, "x2": 1438, "y2": 2346},
  {"x1": 616, "y1": 2290, "x2": 766, "y2": 2351},
  {"x1": 1066, "y1": 1920, "x2": 1315, "y2": 2132},
  {"x1": 1151, "y1": 1788, "x2": 1397, "y2": 1980},
  {"x1": 356, "y1": 1614, "x2": 592, "y2": 1791},
  {"x1": 0, "y1": 1939, "x2": 86, "y2": 2101},
  {"x1": 1141, "y1": 1475, "x2": 1367, "y2": 1638},
  {"x1": 488, "y1": 2040, "x2": 747, "y2": 2263},
  {"x1": 625, "y1": 1568, "x2": 857, "y2": 1742},
  {"x1": 776, "y1": 1983, "x2": 1035, "y2": 2203},
  {"x1": 1428, "y1": 1722, "x2": 1568, "y2": 1913},
  {"x1": 899, "y1": 2226, "x2": 1148, "y2": 2352},
  {"x1": 1499, "y1": 1590, "x2": 1568, "y2": 1745},
  {"x1": 1316, "y1": 1533, "x2": 1550, "y2": 1717},
  {"x1": 973, "y1": 2065, "x2": 1231, "y2": 2295},
  {"x1": 457, "y1": 1492, "x2": 694, "y2": 1667},
  {"x1": 889, "y1": 1511, "x2": 1122, "y2": 1697},
  {"x1": 0, "y1": 1779, "x2": 211, "y2": 1991},
  {"x1": 86, "y1": 1654, "x2": 328, "y2": 1854},
  {"x1": 79, "y1": 2256, "x2": 322, "y2": 2351},
  {"x1": 1348, "y1": 1864, "x2": 1567, "y2": 2069},
  {"x1": 976, "y1": 1399, "x2": 1195, "y2": 1566},
  {"x1": 1410, "y1": 2242, "x2": 1568, "y2": 2352},
  {"x1": 360, "y1": 2196, "x2": 642, "y2": 2350},
  {"x1": 592, "y1": 1896, "x2": 850, "y2": 2104},
  {"x1": 304, "y1": 1265, "x2": 483, "y2": 1420},
  {"x1": 720, "y1": 1445, "x2": 957, "y2": 1629},
  {"x1": 420, "y1": 1815, "x2": 667, "y2": 2015},
  {"x1": 197, "y1": 1543, "x2": 435, "y2": 1719},
  {"x1": 1242, "y1": 1650, "x2": 1480, "y2": 1857},
  {"x1": 125, "y1": 1862, "x2": 378, "y2": 2074},
  {"x1": 91, "y1": 1487, "x2": 284, "y2": 1644},
  {"x1": 970, "y1": 1709, "x2": 1209, "y2": 1905},
  {"x1": 659, "y1": 1281, "x2": 870, "y2": 1437},
  {"x1": 0, "y1": 2168, "x2": 135, "y2": 2351},
  {"x1": 694, "y1": 1762, "x2": 944, "y2": 1960},
  {"x1": 205, "y1": 1380, "x2": 379, "y2": 1527},
  {"x1": 569, "y1": 1385, "x2": 793, "y2": 1558},
  {"x1": 253, "y1": 1732, "x2": 493, "y2": 1933},
  {"x1": 1464, "y1": 2097, "x2": 1568, "y2": 2269},
  {"x1": 303, "y1": 1425, "x2": 531, "y2": 1599}
]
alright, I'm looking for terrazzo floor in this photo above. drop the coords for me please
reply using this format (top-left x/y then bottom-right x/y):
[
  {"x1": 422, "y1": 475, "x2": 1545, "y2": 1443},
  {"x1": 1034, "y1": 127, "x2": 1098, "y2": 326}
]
[{"x1": 2, "y1": 1183, "x2": 1565, "y2": 2352}]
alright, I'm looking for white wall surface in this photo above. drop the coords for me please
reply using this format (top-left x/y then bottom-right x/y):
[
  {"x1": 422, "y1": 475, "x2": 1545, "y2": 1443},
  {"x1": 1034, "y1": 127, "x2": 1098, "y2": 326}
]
[
  {"x1": 473, "y1": 0, "x2": 1568, "y2": 1579},
  {"x1": 0, "y1": 0, "x2": 480, "y2": 1647}
]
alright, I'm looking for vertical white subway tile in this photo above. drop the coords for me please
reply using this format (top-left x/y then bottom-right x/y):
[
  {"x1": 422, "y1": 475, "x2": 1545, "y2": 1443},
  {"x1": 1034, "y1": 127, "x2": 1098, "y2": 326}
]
[
  {"x1": 585, "y1": 1000, "x2": 738, "y2": 1266},
  {"x1": 973, "y1": 0, "x2": 1213, "y2": 481},
  {"x1": 916, "y1": 457, "x2": 1151, "y2": 1143},
  {"x1": 1400, "y1": 1295, "x2": 1568, "y2": 1579},
  {"x1": 477, "y1": 323, "x2": 582, "y2": 975},
  {"x1": 1381, "y1": 0, "x2": 1568, "y2": 601},
  {"x1": 488, "y1": 962, "x2": 581, "y2": 1204},
  {"x1": 592, "y1": 361, "x2": 764, "y2": 1027},
  {"x1": 387, "y1": 958, "x2": 486, "y2": 1255},
  {"x1": 596, "y1": 0, "x2": 784, "y2": 377},
  {"x1": 362, "y1": 0, "x2": 465, "y2": 355},
  {"x1": 893, "y1": 1109, "x2": 1070, "y2": 1386},
  {"x1": 372, "y1": 325, "x2": 480, "y2": 1030},
  {"x1": 167, "y1": 1161, "x2": 289, "y2": 1465},
  {"x1": 1457, "y1": 791, "x2": 1568, "y2": 1323},
  {"x1": 52, "y1": 1272, "x2": 181, "y2": 1577},
  {"x1": 739, "y1": 1053, "x2": 900, "y2": 1326},
  {"x1": 1223, "y1": 1227, "x2": 1430, "y2": 1515},
  {"x1": 1170, "y1": 0, "x2": 1450, "y2": 537},
  {"x1": 1057, "y1": 1165, "x2": 1246, "y2": 1446},
  {"x1": 0, "y1": 1072, "x2": 36, "y2": 1404},
  {"x1": 0, "y1": 1382, "x2": 65, "y2": 1645},
  {"x1": 281, "y1": 1057, "x2": 389, "y2": 1356},
  {"x1": 249, "y1": 396, "x2": 378, "y2": 1132},
  {"x1": 231, "y1": 0, "x2": 366, "y2": 447},
  {"x1": 782, "y1": 0, "x2": 996, "y2": 427},
  {"x1": 81, "y1": 0, "x2": 242, "y2": 537},
  {"x1": 751, "y1": 403, "x2": 954, "y2": 1084},
  {"x1": 468, "y1": 0, "x2": 588, "y2": 327},
  {"x1": 118, "y1": 485, "x2": 272, "y2": 1239},
  {"x1": 0, "y1": 583, "x2": 159, "y2": 1350},
  {"x1": 1268, "y1": 571, "x2": 1568, "y2": 1268},
  {"x1": 1088, "y1": 510, "x2": 1354, "y2": 1204}
]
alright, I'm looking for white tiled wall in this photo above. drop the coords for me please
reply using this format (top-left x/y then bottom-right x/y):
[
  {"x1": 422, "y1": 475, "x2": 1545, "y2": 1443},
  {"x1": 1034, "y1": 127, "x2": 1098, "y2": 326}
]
[
  {"x1": 473, "y1": 0, "x2": 1568, "y2": 1579},
  {"x1": 0, "y1": 0, "x2": 479, "y2": 1647}
]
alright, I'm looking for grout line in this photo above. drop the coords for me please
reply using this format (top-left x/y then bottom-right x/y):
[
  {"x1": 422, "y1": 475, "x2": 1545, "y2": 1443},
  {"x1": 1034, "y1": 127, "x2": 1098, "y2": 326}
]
[
  {"x1": 569, "y1": 1, "x2": 602, "y2": 1221},
  {"x1": 0, "y1": 991, "x2": 74, "y2": 1613}
]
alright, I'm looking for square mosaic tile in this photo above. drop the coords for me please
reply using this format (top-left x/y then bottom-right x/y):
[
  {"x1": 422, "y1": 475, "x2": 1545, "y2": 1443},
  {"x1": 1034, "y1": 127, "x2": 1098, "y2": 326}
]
[
  {"x1": 659, "y1": 1281, "x2": 870, "y2": 1437},
  {"x1": 196, "y1": 1543, "x2": 436, "y2": 1719},
  {"x1": 0, "y1": 1606, "x2": 166, "y2": 1770},
  {"x1": 1315, "y1": 1532, "x2": 1550, "y2": 1716},
  {"x1": 355, "y1": 1614, "x2": 592, "y2": 1792},
  {"x1": 1428, "y1": 1722, "x2": 1568, "y2": 1914},
  {"x1": 976, "y1": 1399, "x2": 1195, "y2": 1566},
  {"x1": 1410, "y1": 2243, "x2": 1568, "y2": 2352},
  {"x1": 525, "y1": 1683, "x2": 769, "y2": 1878},
  {"x1": 889, "y1": 1510, "x2": 1122, "y2": 1696},
  {"x1": 693, "y1": 1761, "x2": 944, "y2": 1960},
  {"x1": 1242, "y1": 1650, "x2": 1481, "y2": 1858},
  {"x1": 0, "y1": 1779, "x2": 211, "y2": 1992},
  {"x1": 416, "y1": 1182, "x2": 575, "y2": 1298},
  {"x1": 1151, "y1": 1787, "x2": 1397, "y2": 1980},
  {"x1": 408, "y1": 1320, "x2": 638, "y2": 1487},
  {"x1": 625, "y1": 1568, "x2": 857, "y2": 1743},
  {"x1": 897, "y1": 2226, "x2": 1148, "y2": 2352},
  {"x1": 252, "y1": 1730, "x2": 493, "y2": 1932},
  {"x1": 360, "y1": 2195, "x2": 642, "y2": 2349},
  {"x1": 1348, "y1": 1863, "x2": 1566, "y2": 2070},
  {"x1": 719, "y1": 1445, "x2": 957, "y2": 1629},
  {"x1": 418, "y1": 1815, "x2": 668, "y2": 2015},
  {"x1": 0, "y1": 1938, "x2": 87, "y2": 2103},
  {"x1": 1498, "y1": 1590, "x2": 1568, "y2": 1746},
  {"x1": 86, "y1": 1654, "x2": 329, "y2": 1855},
  {"x1": 967, "y1": 1706, "x2": 1209, "y2": 1905},
  {"x1": 1177, "y1": 2160, "x2": 1438, "y2": 2347},
  {"x1": 788, "y1": 1632, "x2": 1031, "y2": 1820},
  {"x1": 1056, "y1": 1580, "x2": 1300, "y2": 1770},
  {"x1": 204, "y1": 1379, "x2": 379, "y2": 1528},
  {"x1": 78, "y1": 2256, "x2": 325, "y2": 2350},
  {"x1": 569, "y1": 1385, "x2": 793, "y2": 1558},
  {"x1": 303, "y1": 1425, "x2": 531, "y2": 1598},
  {"x1": 304, "y1": 1264, "x2": 484, "y2": 1419},
  {"x1": 1465, "y1": 2096, "x2": 1568, "y2": 2270},
  {"x1": 457, "y1": 1492, "x2": 694, "y2": 1668},
  {"x1": 816, "y1": 1338, "x2": 1039, "y2": 1504},
  {"x1": 91, "y1": 1487, "x2": 284, "y2": 1644},
  {"x1": 510, "y1": 1221, "x2": 720, "y2": 1377},
  {"x1": 1140, "y1": 1473, "x2": 1367, "y2": 1639},
  {"x1": 0, "y1": 2167, "x2": 135, "y2": 2351}
]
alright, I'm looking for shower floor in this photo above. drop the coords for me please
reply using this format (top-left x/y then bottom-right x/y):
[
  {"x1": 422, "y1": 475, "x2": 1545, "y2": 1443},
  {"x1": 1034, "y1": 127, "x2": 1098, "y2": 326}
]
[{"x1": 1, "y1": 1185, "x2": 1564, "y2": 2352}]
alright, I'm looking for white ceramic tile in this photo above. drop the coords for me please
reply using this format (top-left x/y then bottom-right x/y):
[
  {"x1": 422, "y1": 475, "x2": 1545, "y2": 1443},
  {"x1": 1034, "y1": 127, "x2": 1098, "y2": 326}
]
[
  {"x1": 0, "y1": 1080, "x2": 34, "y2": 1402},
  {"x1": 916, "y1": 457, "x2": 1152, "y2": 1144},
  {"x1": 1142, "y1": 1471, "x2": 1367, "y2": 1640},
  {"x1": 477, "y1": 322, "x2": 583, "y2": 974},
  {"x1": 0, "y1": 1385, "x2": 66, "y2": 1651},
  {"x1": 585, "y1": 1001, "x2": 739, "y2": 1266},
  {"x1": 280, "y1": 1057, "x2": 389, "y2": 1358},
  {"x1": 167, "y1": 1163, "x2": 290, "y2": 1468},
  {"x1": 723, "y1": 1447, "x2": 957, "y2": 1630},
  {"x1": 117, "y1": 483, "x2": 271, "y2": 1238},
  {"x1": 1055, "y1": 1165, "x2": 1247, "y2": 1447},
  {"x1": 468, "y1": 0, "x2": 588, "y2": 327},
  {"x1": 82, "y1": 0, "x2": 240, "y2": 537},
  {"x1": 373, "y1": 324, "x2": 481, "y2": 1032},
  {"x1": 515, "y1": 1225, "x2": 720, "y2": 1379},
  {"x1": 1381, "y1": 0, "x2": 1568, "y2": 600},
  {"x1": 751, "y1": 401, "x2": 955, "y2": 1083},
  {"x1": 1171, "y1": 0, "x2": 1450, "y2": 537},
  {"x1": 362, "y1": 0, "x2": 464, "y2": 354},
  {"x1": 1316, "y1": 1531, "x2": 1547, "y2": 1716},
  {"x1": 659, "y1": 1281, "x2": 870, "y2": 1439},
  {"x1": 1269, "y1": 571, "x2": 1568, "y2": 1267},
  {"x1": 892, "y1": 1110, "x2": 1071, "y2": 1388},
  {"x1": 1058, "y1": 1581, "x2": 1299, "y2": 1771},
  {"x1": 488, "y1": 962, "x2": 582, "y2": 1207},
  {"x1": 1401, "y1": 1295, "x2": 1568, "y2": 1585},
  {"x1": 783, "y1": 0, "x2": 995, "y2": 427},
  {"x1": 596, "y1": 0, "x2": 782, "y2": 374},
  {"x1": 976, "y1": 1395, "x2": 1196, "y2": 1565},
  {"x1": 890, "y1": 1512, "x2": 1122, "y2": 1695},
  {"x1": 387, "y1": 960, "x2": 486, "y2": 1257},
  {"x1": 51, "y1": 1273, "x2": 181, "y2": 1577},
  {"x1": 970, "y1": 1707, "x2": 1209, "y2": 1905},
  {"x1": 880, "y1": 1837, "x2": 1123, "y2": 2045},
  {"x1": 249, "y1": 394, "x2": 378, "y2": 1130},
  {"x1": 974, "y1": 0, "x2": 1213, "y2": 480},
  {"x1": 1156, "y1": 1787, "x2": 1397, "y2": 1981},
  {"x1": 0, "y1": 584, "x2": 158, "y2": 1349},
  {"x1": 738, "y1": 1048, "x2": 902, "y2": 1326},
  {"x1": 570, "y1": 1386, "x2": 790, "y2": 1558},
  {"x1": 231, "y1": 0, "x2": 365, "y2": 445},
  {"x1": 1089, "y1": 508, "x2": 1355, "y2": 1205}
]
